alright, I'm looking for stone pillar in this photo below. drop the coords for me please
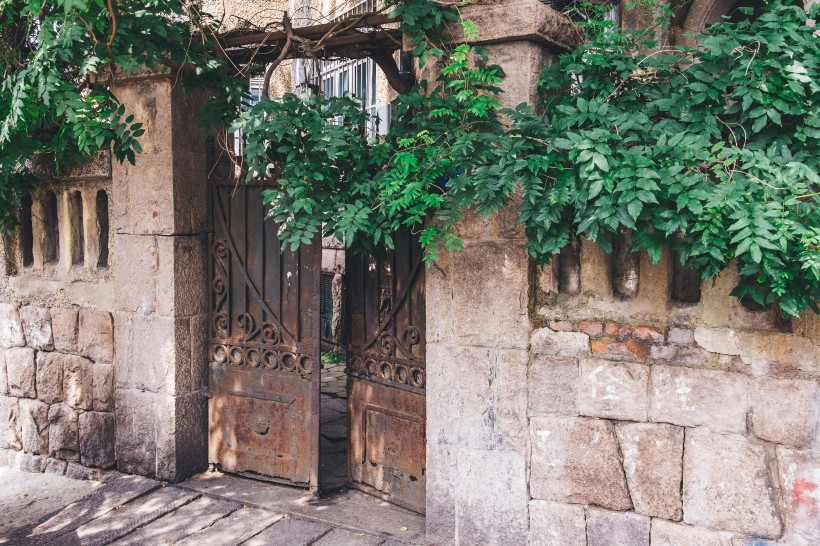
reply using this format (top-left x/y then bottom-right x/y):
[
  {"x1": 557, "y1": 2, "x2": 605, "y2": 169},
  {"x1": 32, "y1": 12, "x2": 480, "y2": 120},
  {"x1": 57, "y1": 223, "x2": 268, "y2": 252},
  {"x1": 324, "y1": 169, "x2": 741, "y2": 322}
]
[
  {"x1": 425, "y1": 2, "x2": 577, "y2": 543},
  {"x1": 111, "y1": 73, "x2": 210, "y2": 481}
]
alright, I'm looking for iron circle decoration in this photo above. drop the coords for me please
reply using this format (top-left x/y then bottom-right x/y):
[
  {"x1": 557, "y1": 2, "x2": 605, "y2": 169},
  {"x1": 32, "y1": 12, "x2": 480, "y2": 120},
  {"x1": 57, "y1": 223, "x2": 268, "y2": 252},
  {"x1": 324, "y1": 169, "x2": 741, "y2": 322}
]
[
  {"x1": 229, "y1": 346, "x2": 245, "y2": 366},
  {"x1": 411, "y1": 367, "x2": 425, "y2": 388},
  {"x1": 262, "y1": 350, "x2": 279, "y2": 369},
  {"x1": 380, "y1": 361, "x2": 394, "y2": 380},
  {"x1": 246, "y1": 348, "x2": 262, "y2": 367},
  {"x1": 211, "y1": 344, "x2": 228, "y2": 364},
  {"x1": 298, "y1": 355, "x2": 313, "y2": 377},
  {"x1": 281, "y1": 352, "x2": 298, "y2": 372}
]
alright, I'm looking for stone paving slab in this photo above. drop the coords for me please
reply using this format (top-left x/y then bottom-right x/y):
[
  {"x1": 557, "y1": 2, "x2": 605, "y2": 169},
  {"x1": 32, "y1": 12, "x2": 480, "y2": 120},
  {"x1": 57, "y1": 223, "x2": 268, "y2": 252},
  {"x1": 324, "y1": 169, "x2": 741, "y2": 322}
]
[
  {"x1": 110, "y1": 496, "x2": 240, "y2": 546},
  {"x1": 242, "y1": 516, "x2": 332, "y2": 546},
  {"x1": 313, "y1": 527, "x2": 388, "y2": 545},
  {"x1": 63, "y1": 486, "x2": 200, "y2": 546},
  {"x1": 173, "y1": 506, "x2": 283, "y2": 546},
  {"x1": 178, "y1": 473, "x2": 426, "y2": 544},
  {"x1": 0, "y1": 466, "x2": 101, "y2": 540},
  {"x1": 17, "y1": 474, "x2": 160, "y2": 545}
]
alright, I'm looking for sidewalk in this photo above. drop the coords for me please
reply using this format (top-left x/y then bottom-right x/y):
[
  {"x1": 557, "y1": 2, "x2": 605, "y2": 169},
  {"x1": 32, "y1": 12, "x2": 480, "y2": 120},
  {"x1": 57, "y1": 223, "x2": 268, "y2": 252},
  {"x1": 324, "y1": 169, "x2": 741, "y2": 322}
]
[{"x1": 2, "y1": 470, "x2": 426, "y2": 545}]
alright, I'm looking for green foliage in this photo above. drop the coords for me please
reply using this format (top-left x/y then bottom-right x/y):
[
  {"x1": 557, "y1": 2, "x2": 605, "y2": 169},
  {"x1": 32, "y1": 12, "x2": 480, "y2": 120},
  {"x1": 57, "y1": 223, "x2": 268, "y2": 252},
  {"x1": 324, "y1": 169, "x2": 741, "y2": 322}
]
[
  {"x1": 0, "y1": 0, "x2": 243, "y2": 231},
  {"x1": 236, "y1": 0, "x2": 819, "y2": 316}
]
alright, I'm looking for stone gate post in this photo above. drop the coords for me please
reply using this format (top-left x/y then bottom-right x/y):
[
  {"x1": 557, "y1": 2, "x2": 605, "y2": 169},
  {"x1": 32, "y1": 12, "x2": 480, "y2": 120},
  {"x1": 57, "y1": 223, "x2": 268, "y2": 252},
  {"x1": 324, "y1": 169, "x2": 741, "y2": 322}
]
[
  {"x1": 424, "y1": 2, "x2": 580, "y2": 543},
  {"x1": 110, "y1": 72, "x2": 210, "y2": 481}
]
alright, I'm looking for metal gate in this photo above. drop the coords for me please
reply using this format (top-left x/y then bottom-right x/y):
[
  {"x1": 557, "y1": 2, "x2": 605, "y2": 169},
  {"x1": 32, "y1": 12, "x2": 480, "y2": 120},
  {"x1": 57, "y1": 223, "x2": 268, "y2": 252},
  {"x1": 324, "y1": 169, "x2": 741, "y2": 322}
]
[
  {"x1": 346, "y1": 230, "x2": 426, "y2": 513},
  {"x1": 207, "y1": 174, "x2": 321, "y2": 490}
]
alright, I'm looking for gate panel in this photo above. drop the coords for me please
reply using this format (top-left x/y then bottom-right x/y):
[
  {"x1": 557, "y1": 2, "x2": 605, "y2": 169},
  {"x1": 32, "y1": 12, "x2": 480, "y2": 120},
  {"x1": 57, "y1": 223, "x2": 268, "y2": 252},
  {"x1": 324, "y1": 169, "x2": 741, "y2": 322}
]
[
  {"x1": 346, "y1": 230, "x2": 426, "y2": 513},
  {"x1": 208, "y1": 179, "x2": 320, "y2": 489}
]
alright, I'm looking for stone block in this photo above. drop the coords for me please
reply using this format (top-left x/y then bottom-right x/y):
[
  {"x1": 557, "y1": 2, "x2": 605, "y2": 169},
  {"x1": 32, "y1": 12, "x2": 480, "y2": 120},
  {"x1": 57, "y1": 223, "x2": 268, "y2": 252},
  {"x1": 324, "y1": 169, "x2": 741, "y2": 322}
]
[
  {"x1": 751, "y1": 377, "x2": 817, "y2": 447},
  {"x1": 79, "y1": 411, "x2": 115, "y2": 468},
  {"x1": 116, "y1": 314, "x2": 189, "y2": 396},
  {"x1": 36, "y1": 351, "x2": 64, "y2": 404},
  {"x1": 19, "y1": 398, "x2": 49, "y2": 454},
  {"x1": 633, "y1": 326, "x2": 665, "y2": 342},
  {"x1": 530, "y1": 416, "x2": 631, "y2": 510},
  {"x1": 528, "y1": 500, "x2": 586, "y2": 546},
  {"x1": 694, "y1": 327, "x2": 742, "y2": 356},
  {"x1": 650, "y1": 519, "x2": 733, "y2": 546},
  {"x1": 0, "y1": 303, "x2": 25, "y2": 347},
  {"x1": 44, "y1": 457, "x2": 68, "y2": 475},
  {"x1": 775, "y1": 446, "x2": 820, "y2": 544},
  {"x1": 20, "y1": 452, "x2": 46, "y2": 473},
  {"x1": 157, "y1": 234, "x2": 208, "y2": 318},
  {"x1": 531, "y1": 328, "x2": 589, "y2": 358},
  {"x1": 683, "y1": 428, "x2": 782, "y2": 537},
  {"x1": 19, "y1": 306, "x2": 53, "y2": 350},
  {"x1": 65, "y1": 461, "x2": 102, "y2": 481},
  {"x1": 452, "y1": 242, "x2": 530, "y2": 350},
  {"x1": 115, "y1": 389, "x2": 163, "y2": 478},
  {"x1": 455, "y1": 448, "x2": 528, "y2": 545},
  {"x1": 0, "y1": 395, "x2": 20, "y2": 449},
  {"x1": 586, "y1": 508, "x2": 650, "y2": 546},
  {"x1": 78, "y1": 309, "x2": 114, "y2": 363},
  {"x1": 615, "y1": 422, "x2": 683, "y2": 520},
  {"x1": 48, "y1": 403, "x2": 79, "y2": 461},
  {"x1": 92, "y1": 363, "x2": 114, "y2": 411},
  {"x1": 6, "y1": 347, "x2": 36, "y2": 398},
  {"x1": 51, "y1": 307, "x2": 79, "y2": 353},
  {"x1": 114, "y1": 234, "x2": 159, "y2": 314},
  {"x1": 425, "y1": 251, "x2": 455, "y2": 345},
  {"x1": 668, "y1": 327, "x2": 694, "y2": 346},
  {"x1": 528, "y1": 355, "x2": 579, "y2": 416},
  {"x1": 650, "y1": 365, "x2": 748, "y2": 434},
  {"x1": 579, "y1": 359, "x2": 649, "y2": 421},
  {"x1": 578, "y1": 321, "x2": 604, "y2": 336},
  {"x1": 591, "y1": 339, "x2": 649, "y2": 359},
  {"x1": 63, "y1": 354, "x2": 94, "y2": 410}
]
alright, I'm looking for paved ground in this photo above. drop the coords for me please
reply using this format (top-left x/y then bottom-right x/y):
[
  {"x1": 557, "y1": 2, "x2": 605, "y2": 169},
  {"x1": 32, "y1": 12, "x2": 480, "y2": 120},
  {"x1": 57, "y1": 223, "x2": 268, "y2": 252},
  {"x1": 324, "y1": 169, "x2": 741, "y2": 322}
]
[
  {"x1": 0, "y1": 467, "x2": 102, "y2": 540},
  {"x1": 319, "y1": 394, "x2": 349, "y2": 490},
  {"x1": 320, "y1": 358, "x2": 347, "y2": 399},
  {"x1": 3, "y1": 470, "x2": 426, "y2": 545}
]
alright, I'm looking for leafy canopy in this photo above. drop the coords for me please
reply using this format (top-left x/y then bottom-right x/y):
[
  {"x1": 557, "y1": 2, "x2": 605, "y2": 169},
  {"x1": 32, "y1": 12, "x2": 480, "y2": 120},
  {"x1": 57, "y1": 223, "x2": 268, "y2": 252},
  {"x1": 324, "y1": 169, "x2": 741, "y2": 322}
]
[{"x1": 234, "y1": 0, "x2": 819, "y2": 317}]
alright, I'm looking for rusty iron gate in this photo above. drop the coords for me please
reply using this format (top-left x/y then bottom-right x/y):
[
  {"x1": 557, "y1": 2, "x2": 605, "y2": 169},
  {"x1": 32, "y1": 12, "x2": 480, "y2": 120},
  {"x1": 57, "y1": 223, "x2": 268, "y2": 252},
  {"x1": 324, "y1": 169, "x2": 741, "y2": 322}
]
[
  {"x1": 207, "y1": 172, "x2": 321, "y2": 490},
  {"x1": 346, "y1": 230, "x2": 426, "y2": 513}
]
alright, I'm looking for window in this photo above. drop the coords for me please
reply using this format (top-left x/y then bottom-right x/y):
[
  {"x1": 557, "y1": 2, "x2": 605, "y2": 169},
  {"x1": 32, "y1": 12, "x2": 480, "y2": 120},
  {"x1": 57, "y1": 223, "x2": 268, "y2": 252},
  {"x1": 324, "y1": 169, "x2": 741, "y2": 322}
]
[
  {"x1": 96, "y1": 190, "x2": 109, "y2": 269},
  {"x1": 68, "y1": 190, "x2": 84, "y2": 265},
  {"x1": 19, "y1": 195, "x2": 33, "y2": 267},
  {"x1": 42, "y1": 191, "x2": 59, "y2": 265}
]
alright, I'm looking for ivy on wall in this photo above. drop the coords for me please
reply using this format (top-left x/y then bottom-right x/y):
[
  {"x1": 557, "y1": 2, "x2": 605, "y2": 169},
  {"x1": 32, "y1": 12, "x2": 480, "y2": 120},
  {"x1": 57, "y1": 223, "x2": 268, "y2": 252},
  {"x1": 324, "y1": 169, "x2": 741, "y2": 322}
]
[{"x1": 0, "y1": 0, "x2": 817, "y2": 316}]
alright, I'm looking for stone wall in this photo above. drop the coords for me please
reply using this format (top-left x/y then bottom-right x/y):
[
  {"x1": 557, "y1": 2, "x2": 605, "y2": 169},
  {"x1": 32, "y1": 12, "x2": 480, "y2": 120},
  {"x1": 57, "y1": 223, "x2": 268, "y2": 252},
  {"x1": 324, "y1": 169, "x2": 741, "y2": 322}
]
[
  {"x1": 0, "y1": 155, "x2": 117, "y2": 480},
  {"x1": 526, "y1": 250, "x2": 820, "y2": 545}
]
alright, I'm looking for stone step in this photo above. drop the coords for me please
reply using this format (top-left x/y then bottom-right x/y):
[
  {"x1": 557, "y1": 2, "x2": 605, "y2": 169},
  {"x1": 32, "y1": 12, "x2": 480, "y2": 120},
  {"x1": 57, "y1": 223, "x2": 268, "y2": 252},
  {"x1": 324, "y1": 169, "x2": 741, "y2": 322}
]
[
  {"x1": 174, "y1": 506, "x2": 283, "y2": 546},
  {"x1": 242, "y1": 517, "x2": 332, "y2": 546}
]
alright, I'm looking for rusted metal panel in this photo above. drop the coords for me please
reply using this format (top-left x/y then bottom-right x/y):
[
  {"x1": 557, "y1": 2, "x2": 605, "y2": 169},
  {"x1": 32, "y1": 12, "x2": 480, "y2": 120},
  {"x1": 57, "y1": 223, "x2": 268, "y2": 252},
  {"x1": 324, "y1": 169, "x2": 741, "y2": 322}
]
[
  {"x1": 208, "y1": 179, "x2": 320, "y2": 490},
  {"x1": 346, "y1": 230, "x2": 426, "y2": 513}
]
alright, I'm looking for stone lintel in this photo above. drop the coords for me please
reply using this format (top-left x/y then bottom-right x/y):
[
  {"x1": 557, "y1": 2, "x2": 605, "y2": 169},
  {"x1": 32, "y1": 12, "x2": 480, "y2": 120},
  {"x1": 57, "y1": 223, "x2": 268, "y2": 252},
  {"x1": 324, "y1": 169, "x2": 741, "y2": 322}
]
[{"x1": 451, "y1": 0, "x2": 582, "y2": 52}]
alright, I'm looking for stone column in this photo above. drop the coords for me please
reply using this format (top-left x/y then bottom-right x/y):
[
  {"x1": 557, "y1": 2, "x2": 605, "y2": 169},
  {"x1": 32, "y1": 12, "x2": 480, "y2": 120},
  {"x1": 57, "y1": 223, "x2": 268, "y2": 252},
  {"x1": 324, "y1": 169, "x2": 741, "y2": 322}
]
[
  {"x1": 111, "y1": 73, "x2": 210, "y2": 481},
  {"x1": 425, "y1": 2, "x2": 579, "y2": 543}
]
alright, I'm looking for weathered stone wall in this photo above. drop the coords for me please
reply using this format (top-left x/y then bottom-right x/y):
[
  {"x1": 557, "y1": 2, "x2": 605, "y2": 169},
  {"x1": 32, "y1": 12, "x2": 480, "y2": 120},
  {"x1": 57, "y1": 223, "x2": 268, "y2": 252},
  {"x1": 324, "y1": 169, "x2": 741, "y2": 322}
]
[
  {"x1": 0, "y1": 156, "x2": 117, "y2": 481},
  {"x1": 528, "y1": 248, "x2": 820, "y2": 545}
]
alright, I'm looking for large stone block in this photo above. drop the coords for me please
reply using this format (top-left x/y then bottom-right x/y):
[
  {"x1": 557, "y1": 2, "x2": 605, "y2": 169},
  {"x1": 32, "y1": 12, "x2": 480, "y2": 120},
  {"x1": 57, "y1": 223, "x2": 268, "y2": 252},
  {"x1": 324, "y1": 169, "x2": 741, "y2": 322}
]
[
  {"x1": 455, "y1": 448, "x2": 528, "y2": 545},
  {"x1": 528, "y1": 355, "x2": 579, "y2": 416},
  {"x1": 51, "y1": 307, "x2": 79, "y2": 354},
  {"x1": 528, "y1": 500, "x2": 586, "y2": 546},
  {"x1": 615, "y1": 422, "x2": 683, "y2": 520},
  {"x1": 530, "y1": 416, "x2": 632, "y2": 510},
  {"x1": 92, "y1": 363, "x2": 114, "y2": 411},
  {"x1": 531, "y1": 328, "x2": 590, "y2": 358},
  {"x1": 114, "y1": 234, "x2": 159, "y2": 314},
  {"x1": 48, "y1": 403, "x2": 79, "y2": 461},
  {"x1": 63, "y1": 354, "x2": 94, "y2": 410},
  {"x1": 0, "y1": 303, "x2": 25, "y2": 347},
  {"x1": 0, "y1": 395, "x2": 20, "y2": 449},
  {"x1": 775, "y1": 446, "x2": 820, "y2": 544},
  {"x1": 78, "y1": 309, "x2": 114, "y2": 363},
  {"x1": 579, "y1": 359, "x2": 649, "y2": 421},
  {"x1": 115, "y1": 390, "x2": 169, "y2": 479},
  {"x1": 19, "y1": 306, "x2": 53, "y2": 351},
  {"x1": 6, "y1": 347, "x2": 36, "y2": 398},
  {"x1": 586, "y1": 508, "x2": 650, "y2": 546},
  {"x1": 36, "y1": 351, "x2": 64, "y2": 404},
  {"x1": 751, "y1": 377, "x2": 818, "y2": 447},
  {"x1": 683, "y1": 428, "x2": 782, "y2": 537},
  {"x1": 115, "y1": 314, "x2": 190, "y2": 396},
  {"x1": 19, "y1": 398, "x2": 49, "y2": 454},
  {"x1": 452, "y1": 242, "x2": 530, "y2": 350},
  {"x1": 79, "y1": 411, "x2": 116, "y2": 468},
  {"x1": 156, "y1": 234, "x2": 209, "y2": 318},
  {"x1": 650, "y1": 519, "x2": 733, "y2": 546},
  {"x1": 650, "y1": 365, "x2": 748, "y2": 434}
]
